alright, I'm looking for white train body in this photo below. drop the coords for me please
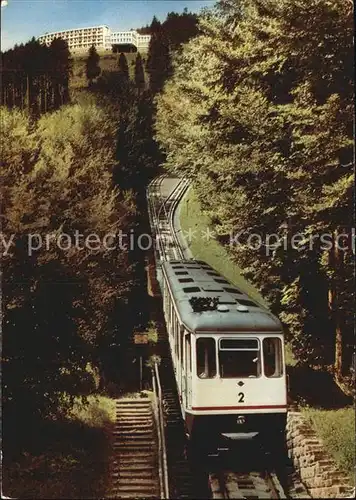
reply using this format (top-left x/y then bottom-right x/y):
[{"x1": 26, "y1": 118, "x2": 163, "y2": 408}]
[{"x1": 161, "y1": 260, "x2": 288, "y2": 451}]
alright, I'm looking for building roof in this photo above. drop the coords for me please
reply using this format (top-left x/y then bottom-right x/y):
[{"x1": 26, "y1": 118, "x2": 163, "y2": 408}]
[
  {"x1": 40, "y1": 25, "x2": 109, "y2": 37},
  {"x1": 162, "y1": 260, "x2": 283, "y2": 334}
]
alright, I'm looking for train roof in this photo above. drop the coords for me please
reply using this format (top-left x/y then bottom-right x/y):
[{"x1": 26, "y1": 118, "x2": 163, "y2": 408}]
[{"x1": 162, "y1": 260, "x2": 283, "y2": 334}]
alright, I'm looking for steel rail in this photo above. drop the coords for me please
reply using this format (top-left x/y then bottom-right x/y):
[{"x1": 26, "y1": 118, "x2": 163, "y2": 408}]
[
  {"x1": 209, "y1": 469, "x2": 286, "y2": 499},
  {"x1": 147, "y1": 174, "x2": 168, "y2": 263},
  {"x1": 150, "y1": 176, "x2": 190, "y2": 262},
  {"x1": 168, "y1": 178, "x2": 190, "y2": 260}
]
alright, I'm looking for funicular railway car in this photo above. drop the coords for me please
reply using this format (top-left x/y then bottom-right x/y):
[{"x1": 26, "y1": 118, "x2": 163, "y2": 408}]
[{"x1": 161, "y1": 259, "x2": 288, "y2": 457}]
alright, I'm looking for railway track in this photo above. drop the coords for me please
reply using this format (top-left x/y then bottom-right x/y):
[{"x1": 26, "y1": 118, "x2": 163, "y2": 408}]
[
  {"x1": 147, "y1": 175, "x2": 287, "y2": 499},
  {"x1": 158, "y1": 333, "x2": 198, "y2": 499},
  {"x1": 148, "y1": 175, "x2": 205, "y2": 498},
  {"x1": 147, "y1": 175, "x2": 189, "y2": 263},
  {"x1": 209, "y1": 470, "x2": 285, "y2": 499}
]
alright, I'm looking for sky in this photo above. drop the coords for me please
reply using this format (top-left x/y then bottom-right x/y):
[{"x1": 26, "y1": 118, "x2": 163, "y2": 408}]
[{"x1": 1, "y1": 0, "x2": 216, "y2": 51}]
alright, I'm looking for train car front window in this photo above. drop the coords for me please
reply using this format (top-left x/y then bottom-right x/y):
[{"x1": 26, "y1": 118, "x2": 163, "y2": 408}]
[
  {"x1": 196, "y1": 338, "x2": 216, "y2": 378},
  {"x1": 263, "y1": 338, "x2": 283, "y2": 377},
  {"x1": 219, "y1": 338, "x2": 261, "y2": 378}
]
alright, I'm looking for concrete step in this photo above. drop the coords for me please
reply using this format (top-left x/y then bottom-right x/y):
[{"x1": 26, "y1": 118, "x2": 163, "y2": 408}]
[
  {"x1": 115, "y1": 423, "x2": 153, "y2": 430},
  {"x1": 113, "y1": 456, "x2": 154, "y2": 463},
  {"x1": 113, "y1": 463, "x2": 155, "y2": 471},
  {"x1": 116, "y1": 407, "x2": 152, "y2": 411},
  {"x1": 113, "y1": 451, "x2": 153, "y2": 457},
  {"x1": 116, "y1": 413, "x2": 152, "y2": 418},
  {"x1": 113, "y1": 459, "x2": 155, "y2": 467},
  {"x1": 113, "y1": 442, "x2": 154, "y2": 448},
  {"x1": 112, "y1": 483, "x2": 157, "y2": 491},
  {"x1": 115, "y1": 428, "x2": 153, "y2": 434},
  {"x1": 116, "y1": 418, "x2": 151, "y2": 424},
  {"x1": 116, "y1": 406, "x2": 152, "y2": 412},
  {"x1": 117, "y1": 414, "x2": 151, "y2": 419},
  {"x1": 112, "y1": 471, "x2": 154, "y2": 480},
  {"x1": 114, "y1": 435, "x2": 154, "y2": 442},
  {"x1": 113, "y1": 429, "x2": 153, "y2": 435},
  {"x1": 116, "y1": 411, "x2": 152, "y2": 417},
  {"x1": 116, "y1": 400, "x2": 151, "y2": 405},
  {"x1": 110, "y1": 493, "x2": 156, "y2": 499},
  {"x1": 115, "y1": 398, "x2": 151, "y2": 404},
  {"x1": 115, "y1": 420, "x2": 153, "y2": 426},
  {"x1": 115, "y1": 429, "x2": 154, "y2": 434}
]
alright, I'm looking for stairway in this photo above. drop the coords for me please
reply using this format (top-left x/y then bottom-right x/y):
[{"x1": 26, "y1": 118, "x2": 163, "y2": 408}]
[{"x1": 110, "y1": 398, "x2": 160, "y2": 499}]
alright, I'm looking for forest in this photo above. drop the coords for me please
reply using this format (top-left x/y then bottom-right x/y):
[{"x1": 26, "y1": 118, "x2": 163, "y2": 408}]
[
  {"x1": 155, "y1": 0, "x2": 354, "y2": 394},
  {"x1": 1, "y1": 0, "x2": 354, "y2": 496},
  {"x1": 1, "y1": 5, "x2": 199, "y2": 475}
]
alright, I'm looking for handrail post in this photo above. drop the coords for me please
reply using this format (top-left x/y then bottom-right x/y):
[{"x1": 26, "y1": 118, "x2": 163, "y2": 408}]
[
  {"x1": 154, "y1": 362, "x2": 169, "y2": 499},
  {"x1": 151, "y1": 368, "x2": 164, "y2": 499}
]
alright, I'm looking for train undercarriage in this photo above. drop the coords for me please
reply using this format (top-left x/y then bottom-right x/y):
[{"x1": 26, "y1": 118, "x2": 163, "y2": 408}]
[{"x1": 184, "y1": 412, "x2": 288, "y2": 468}]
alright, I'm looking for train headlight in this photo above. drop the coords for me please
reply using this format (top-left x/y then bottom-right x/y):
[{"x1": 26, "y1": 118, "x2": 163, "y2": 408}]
[{"x1": 236, "y1": 416, "x2": 246, "y2": 425}]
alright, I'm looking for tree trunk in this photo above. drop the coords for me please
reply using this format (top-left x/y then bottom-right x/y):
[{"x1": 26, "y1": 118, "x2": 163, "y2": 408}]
[
  {"x1": 26, "y1": 74, "x2": 30, "y2": 113},
  {"x1": 329, "y1": 229, "x2": 345, "y2": 379},
  {"x1": 44, "y1": 78, "x2": 48, "y2": 114}
]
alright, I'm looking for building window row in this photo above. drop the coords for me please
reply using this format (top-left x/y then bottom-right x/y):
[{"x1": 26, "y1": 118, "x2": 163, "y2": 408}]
[{"x1": 38, "y1": 27, "x2": 150, "y2": 50}]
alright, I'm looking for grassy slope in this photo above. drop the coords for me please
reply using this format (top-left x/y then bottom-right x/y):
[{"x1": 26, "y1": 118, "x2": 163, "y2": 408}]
[
  {"x1": 180, "y1": 188, "x2": 268, "y2": 307},
  {"x1": 3, "y1": 396, "x2": 116, "y2": 499},
  {"x1": 302, "y1": 407, "x2": 355, "y2": 482},
  {"x1": 71, "y1": 51, "x2": 148, "y2": 89},
  {"x1": 180, "y1": 188, "x2": 299, "y2": 367},
  {"x1": 179, "y1": 187, "x2": 354, "y2": 479}
]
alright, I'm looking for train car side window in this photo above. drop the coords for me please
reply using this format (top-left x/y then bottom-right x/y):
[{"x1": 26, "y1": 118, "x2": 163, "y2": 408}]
[
  {"x1": 196, "y1": 338, "x2": 216, "y2": 378},
  {"x1": 263, "y1": 338, "x2": 283, "y2": 377},
  {"x1": 185, "y1": 335, "x2": 191, "y2": 374}
]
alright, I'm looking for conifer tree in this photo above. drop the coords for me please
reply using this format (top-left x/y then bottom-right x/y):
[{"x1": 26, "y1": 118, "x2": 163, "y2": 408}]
[
  {"x1": 85, "y1": 45, "x2": 101, "y2": 86},
  {"x1": 134, "y1": 52, "x2": 145, "y2": 93},
  {"x1": 163, "y1": 9, "x2": 199, "y2": 51},
  {"x1": 49, "y1": 37, "x2": 72, "y2": 108},
  {"x1": 1, "y1": 37, "x2": 72, "y2": 115},
  {"x1": 118, "y1": 52, "x2": 129, "y2": 81},
  {"x1": 146, "y1": 17, "x2": 171, "y2": 94}
]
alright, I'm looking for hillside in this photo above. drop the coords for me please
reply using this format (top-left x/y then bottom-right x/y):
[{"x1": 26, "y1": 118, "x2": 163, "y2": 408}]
[{"x1": 71, "y1": 51, "x2": 148, "y2": 89}]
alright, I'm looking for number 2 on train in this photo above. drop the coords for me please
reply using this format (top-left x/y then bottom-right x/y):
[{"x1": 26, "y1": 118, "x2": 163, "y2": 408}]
[{"x1": 238, "y1": 392, "x2": 244, "y2": 403}]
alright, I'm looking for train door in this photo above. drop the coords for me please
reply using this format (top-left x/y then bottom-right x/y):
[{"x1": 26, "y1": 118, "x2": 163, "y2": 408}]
[{"x1": 184, "y1": 334, "x2": 192, "y2": 408}]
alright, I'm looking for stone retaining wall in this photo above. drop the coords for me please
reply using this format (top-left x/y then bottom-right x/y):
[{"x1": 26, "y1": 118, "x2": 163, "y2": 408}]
[{"x1": 286, "y1": 411, "x2": 354, "y2": 498}]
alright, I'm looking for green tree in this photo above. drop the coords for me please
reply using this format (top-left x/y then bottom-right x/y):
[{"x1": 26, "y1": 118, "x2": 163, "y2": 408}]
[
  {"x1": 146, "y1": 17, "x2": 171, "y2": 94},
  {"x1": 1, "y1": 102, "x2": 135, "y2": 451},
  {"x1": 1, "y1": 37, "x2": 71, "y2": 115},
  {"x1": 118, "y1": 52, "x2": 129, "y2": 81},
  {"x1": 85, "y1": 45, "x2": 101, "y2": 86},
  {"x1": 163, "y1": 9, "x2": 200, "y2": 51},
  {"x1": 134, "y1": 52, "x2": 145, "y2": 93},
  {"x1": 155, "y1": 0, "x2": 354, "y2": 389},
  {"x1": 49, "y1": 37, "x2": 72, "y2": 108}
]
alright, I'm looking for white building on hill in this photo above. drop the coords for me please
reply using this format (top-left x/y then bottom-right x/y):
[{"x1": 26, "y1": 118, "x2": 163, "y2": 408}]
[
  {"x1": 38, "y1": 25, "x2": 150, "y2": 52},
  {"x1": 110, "y1": 31, "x2": 150, "y2": 51}
]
